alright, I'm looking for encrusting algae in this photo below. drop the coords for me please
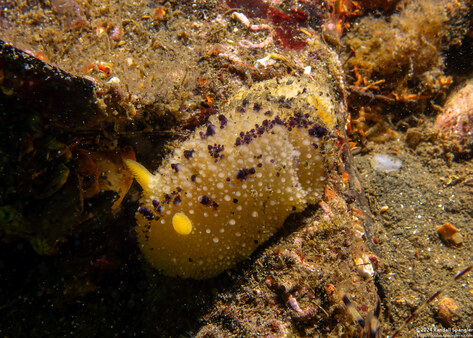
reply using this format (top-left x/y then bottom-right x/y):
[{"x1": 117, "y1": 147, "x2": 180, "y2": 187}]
[{"x1": 127, "y1": 75, "x2": 343, "y2": 279}]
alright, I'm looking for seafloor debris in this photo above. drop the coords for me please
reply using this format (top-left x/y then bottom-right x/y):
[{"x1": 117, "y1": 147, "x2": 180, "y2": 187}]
[
  {"x1": 51, "y1": 0, "x2": 88, "y2": 30},
  {"x1": 342, "y1": 293, "x2": 381, "y2": 337},
  {"x1": 392, "y1": 266, "x2": 473, "y2": 337},
  {"x1": 436, "y1": 222, "x2": 464, "y2": 247},
  {"x1": 354, "y1": 252, "x2": 375, "y2": 278},
  {"x1": 436, "y1": 296, "x2": 459, "y2": 327},
  {"x1": 370, "y1": 153, "x2": 402, "y2": 173},
  {"x1": 231, "y1": 11, "x2": 270, "y2": 31},
  {"x1": 226, "y1": 0, "x2": 308, "y2": 50},
  {"x1": 435, "y1": 79, "x2": 473, "y2": 146}
]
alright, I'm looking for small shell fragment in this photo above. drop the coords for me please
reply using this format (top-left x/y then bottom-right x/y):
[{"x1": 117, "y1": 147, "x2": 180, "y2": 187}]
[
  {"x1": 370, "y1": 154, "x2": 402, "y2": 173},
  {"x1": 437, "y1": 297, "x2": 458, "y2": 327},
  {"x1": 437, "y1": 223, "x2": 463, "y2": 246},
  {"x1": 354, "y1": 253, "x2": 374, "y2": 278}
]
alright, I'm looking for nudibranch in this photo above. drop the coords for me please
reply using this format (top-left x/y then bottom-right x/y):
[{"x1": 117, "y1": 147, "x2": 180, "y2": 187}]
[{"x1": 127, "y1": 75, "x2": 343, "y2": 279}]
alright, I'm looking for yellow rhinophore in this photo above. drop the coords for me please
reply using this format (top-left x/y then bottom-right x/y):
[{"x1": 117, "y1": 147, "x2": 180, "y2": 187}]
[
  {"x1": 125, "y1": 159, "x2": 155, "y2": 189},
  {"x1": 172, "y1": 212, "x2": 193, "y2": 235}
]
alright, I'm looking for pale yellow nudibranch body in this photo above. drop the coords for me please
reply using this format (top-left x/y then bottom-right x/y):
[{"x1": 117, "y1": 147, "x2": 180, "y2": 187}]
[{"x1": 124, "y1": 76, "x2": 340, "y2": 279}]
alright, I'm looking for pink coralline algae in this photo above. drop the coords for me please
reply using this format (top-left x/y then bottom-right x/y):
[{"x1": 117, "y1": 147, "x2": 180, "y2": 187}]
[{"x1": 435, "y1": 80, "x2": 473, "y2": 144}]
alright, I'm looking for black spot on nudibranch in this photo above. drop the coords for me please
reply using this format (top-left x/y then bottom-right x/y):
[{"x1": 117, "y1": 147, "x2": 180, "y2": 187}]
[
  {"x1": 163, "y1": 194, "x2": 172, "y2": 204},
  {"x1": 171, "y1": 163, "x2": 181, "y2": 173},
  {"x1": 138, "y1": 206, "x2": 151, "y2": 215},
  {"x1": 253, "y1": 102, "x2": 262, "y2": 111},
  {"x1": 279, "y1": 97, "x2": 294, "y2": 109},
  {"x1": 218, "y1": 114, "x2": 228, "y2": 128},
  {"x1": 208, "y1": 144, "x2": 224, "y2": 159},
  {"x1": 308, "y1": 125, "x2": 328, "y2": 138},
  {"x1": 197, "y1": 195, "x2": 219, "y2": 209},
  {"x1": 183, "y1": 149, "x2": 195, "y2": 159},
  {"x1": 243, "y1": 133, "x2": 252, "y2": 144},
  {"x1": 236, "y1": 168, "x2": 256, "y2": 180},
  {"x1": 173, "y1": 196, "x2": 181, "y2": 206},
  {"x1": 199, "y1": 195, "x2": 211, "y2": 206},
  {"x1": 152, "y1": 200, "x2": 164, "y2": 213},
  {"x1": 206, "y1": 122, "x2": 217, "y2": 137},
  {"x1": 274, "y1": 116, "x2": 284, "y2": 125},
  {"x1": 236, "y1": 170, "x2": 247, "y2": 180},
  {"x1": 138, "y1": 207, "x2": 154, "y2": 220}
]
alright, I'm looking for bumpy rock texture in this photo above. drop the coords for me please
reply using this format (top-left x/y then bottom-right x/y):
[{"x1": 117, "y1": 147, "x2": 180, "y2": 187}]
[{"x1": 129, "y1": 75, "x2": 343, "y2": 279}]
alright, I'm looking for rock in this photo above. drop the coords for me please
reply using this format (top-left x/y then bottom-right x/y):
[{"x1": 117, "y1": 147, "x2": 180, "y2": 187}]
[
  {"x1": 437, "y1": 297, "x2": 458, "y2": 327},
  {"x1": 436, "y1": 223, "x2": 463, "y2": 246}
]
